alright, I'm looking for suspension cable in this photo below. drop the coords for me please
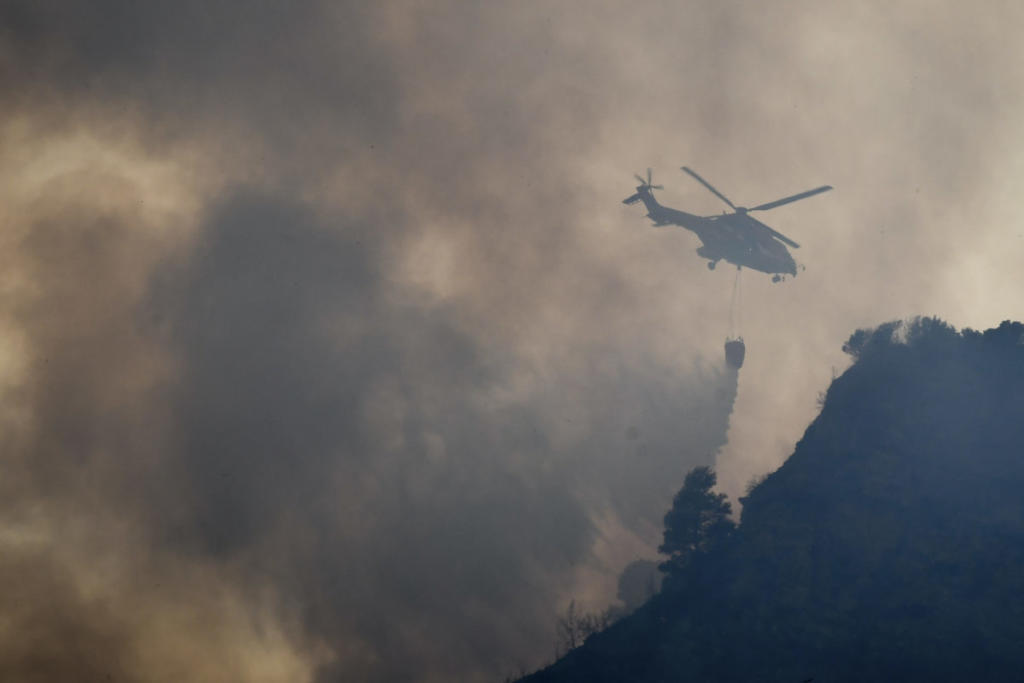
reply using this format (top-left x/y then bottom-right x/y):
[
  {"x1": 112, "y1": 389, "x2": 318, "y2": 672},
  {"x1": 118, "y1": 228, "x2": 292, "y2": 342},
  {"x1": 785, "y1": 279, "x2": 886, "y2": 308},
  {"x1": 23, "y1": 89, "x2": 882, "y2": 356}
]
[{"x1": 729, "y1": 267, "x2": 743, "y2": 339}]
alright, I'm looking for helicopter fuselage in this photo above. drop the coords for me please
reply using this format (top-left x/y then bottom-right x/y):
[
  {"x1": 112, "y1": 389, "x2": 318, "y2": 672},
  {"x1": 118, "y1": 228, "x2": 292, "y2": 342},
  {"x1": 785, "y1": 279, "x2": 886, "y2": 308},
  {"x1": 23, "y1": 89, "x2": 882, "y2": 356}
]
[{"x1": 624, "y1": 187, "x2": 798, "y2": 276}]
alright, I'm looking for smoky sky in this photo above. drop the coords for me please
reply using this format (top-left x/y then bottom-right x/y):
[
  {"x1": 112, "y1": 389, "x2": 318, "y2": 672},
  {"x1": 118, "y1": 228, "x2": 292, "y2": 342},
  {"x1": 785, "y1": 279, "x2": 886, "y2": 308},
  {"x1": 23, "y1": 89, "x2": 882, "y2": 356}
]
[
  {"x1": 157, "y1": 192, "x2": 596, "y2": 679},
  {"x1": 2, "y1": 182, "x2": 737, "y2": 681},
  {"x1": 2, "y1": 1, "x2": 1023, "y2": 680}
]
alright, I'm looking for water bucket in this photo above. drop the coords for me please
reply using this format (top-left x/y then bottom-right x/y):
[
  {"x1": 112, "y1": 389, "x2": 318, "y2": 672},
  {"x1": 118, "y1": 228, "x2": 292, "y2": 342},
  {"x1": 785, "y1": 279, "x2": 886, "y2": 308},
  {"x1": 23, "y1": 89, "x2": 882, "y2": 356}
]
[{"x1": 724, "y1": 338, "x2": 745, "y2": 369}]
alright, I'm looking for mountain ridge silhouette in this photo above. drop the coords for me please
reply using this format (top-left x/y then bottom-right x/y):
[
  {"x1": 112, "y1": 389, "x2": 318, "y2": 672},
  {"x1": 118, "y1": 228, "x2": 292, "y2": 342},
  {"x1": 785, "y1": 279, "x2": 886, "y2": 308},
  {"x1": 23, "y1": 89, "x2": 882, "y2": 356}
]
[{"x1": 521, "y1": 317, "x2": 1024, "y2": 683}]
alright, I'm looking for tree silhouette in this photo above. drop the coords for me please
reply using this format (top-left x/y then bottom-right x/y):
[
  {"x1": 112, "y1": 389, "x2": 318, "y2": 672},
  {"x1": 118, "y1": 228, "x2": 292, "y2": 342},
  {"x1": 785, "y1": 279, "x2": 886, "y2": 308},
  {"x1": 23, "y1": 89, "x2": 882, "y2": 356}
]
[
  {"x1": 555, "y1": 600, "x2": 611, "y2": 657},
  {"x1": 658, "y1": 466, "x2": 734, "y2": 575}
]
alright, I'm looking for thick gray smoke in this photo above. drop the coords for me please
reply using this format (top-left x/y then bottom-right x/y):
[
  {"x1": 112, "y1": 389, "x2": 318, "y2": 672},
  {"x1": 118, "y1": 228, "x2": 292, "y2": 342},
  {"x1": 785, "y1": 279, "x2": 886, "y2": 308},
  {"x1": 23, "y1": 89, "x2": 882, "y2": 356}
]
[
  {"x1": 3, "y1": 1, "x2": 1018, "y2": 680},
  {"x1": 0, "y1": 183, "x2": 737, "y2": 680}
]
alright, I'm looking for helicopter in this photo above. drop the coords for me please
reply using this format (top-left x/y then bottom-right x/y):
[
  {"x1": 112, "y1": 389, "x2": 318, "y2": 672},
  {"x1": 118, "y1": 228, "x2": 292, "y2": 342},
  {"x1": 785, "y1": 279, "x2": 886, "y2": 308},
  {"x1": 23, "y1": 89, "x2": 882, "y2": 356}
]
[{"x1": 623, "y1": 167, "x2": 832, "y2": 281}]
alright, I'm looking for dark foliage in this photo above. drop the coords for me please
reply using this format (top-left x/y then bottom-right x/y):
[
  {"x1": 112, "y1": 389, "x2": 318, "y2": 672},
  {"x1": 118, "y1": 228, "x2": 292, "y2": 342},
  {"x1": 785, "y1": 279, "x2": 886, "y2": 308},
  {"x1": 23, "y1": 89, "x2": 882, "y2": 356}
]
[
  {"x1": 522, "y1": 318, "x2": 1024, "y2": 682},
  {"x1": 658, "y1": 466, "x2": 735, "y2": 577}
]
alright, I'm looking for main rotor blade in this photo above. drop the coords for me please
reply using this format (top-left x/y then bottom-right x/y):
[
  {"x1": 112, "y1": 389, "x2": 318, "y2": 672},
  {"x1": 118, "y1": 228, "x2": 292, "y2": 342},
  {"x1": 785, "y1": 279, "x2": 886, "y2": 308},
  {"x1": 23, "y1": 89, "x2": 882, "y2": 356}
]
[
  {"x1": 681, "y1": 166, "x2": 736, "y2": 210},
  {"x1": 750, "y1": 185, "x2": 833, "y2": 212},
  {"x1": 747, "y1": 215, "x2": 801, "y2": 249},
  {"x1": 647, "y1": 168, "x2": 652, "y2": 185},
  {"x1": 634, "y1": 173, "x2": 646, "y2": 184}
]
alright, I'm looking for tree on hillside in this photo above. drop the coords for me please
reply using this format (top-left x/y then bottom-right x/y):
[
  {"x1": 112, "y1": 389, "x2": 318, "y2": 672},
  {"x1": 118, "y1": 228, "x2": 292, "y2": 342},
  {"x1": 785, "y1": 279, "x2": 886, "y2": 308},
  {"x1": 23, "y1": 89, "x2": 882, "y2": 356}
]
[
  {"x1": 520, "y1": 319, "x2": 1024, "y2": 683},
  {"x1": 658, "y1": 466, "x2": 735, "y2": 575},
  {"x1": 555, "y1": 600, "x2": 611, "y2": 656}
]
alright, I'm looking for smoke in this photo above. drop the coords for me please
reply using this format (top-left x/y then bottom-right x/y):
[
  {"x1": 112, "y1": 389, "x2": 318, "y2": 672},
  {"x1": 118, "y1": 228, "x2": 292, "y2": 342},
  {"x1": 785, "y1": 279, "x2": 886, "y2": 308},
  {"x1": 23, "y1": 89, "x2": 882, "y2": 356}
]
[
  {"x1": 153, "y1": 190, "x2": 739, "y2": 680},
  {"x1": 3, "y1": 0, "x2": 1021, "y2": 679},
  {"x1": 0, "y1": 177, "x2": 738, "y2": 680},
  {"x1": 0, "y1": 547, "x2": 134, "y2": 683}
]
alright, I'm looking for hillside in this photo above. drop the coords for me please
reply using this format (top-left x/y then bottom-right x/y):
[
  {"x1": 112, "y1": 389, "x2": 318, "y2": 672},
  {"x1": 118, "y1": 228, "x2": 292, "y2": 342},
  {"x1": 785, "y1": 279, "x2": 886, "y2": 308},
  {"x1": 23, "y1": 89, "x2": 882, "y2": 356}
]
[{"x1": 522, "y1": 318, "x2": 1024, "y2": 683}]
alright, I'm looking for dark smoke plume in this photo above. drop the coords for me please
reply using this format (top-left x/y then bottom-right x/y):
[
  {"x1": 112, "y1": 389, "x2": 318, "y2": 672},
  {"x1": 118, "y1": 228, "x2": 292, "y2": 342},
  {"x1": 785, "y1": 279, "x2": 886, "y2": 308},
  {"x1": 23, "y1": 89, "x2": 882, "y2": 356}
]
[
  {"x1": 27, "y1": 0, "x2": 1021, "y2": 679},
  {"x1": 0, "y1": 182, "x2": 739, "y2": 680}
]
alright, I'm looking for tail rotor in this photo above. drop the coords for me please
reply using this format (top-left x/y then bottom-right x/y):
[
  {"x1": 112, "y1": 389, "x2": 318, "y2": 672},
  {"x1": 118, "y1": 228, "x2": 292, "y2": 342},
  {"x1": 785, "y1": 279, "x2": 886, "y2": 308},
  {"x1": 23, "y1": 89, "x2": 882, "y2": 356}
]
[
  {"x1": 624, "y1": 168, "x2": 663, "y2": 205},
  {"x1": 622, "y1": 168, "x2": 663, "y2": 205},
  {"x1": 634, "y1": 168, "x2": 663, "y2": 191}
]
